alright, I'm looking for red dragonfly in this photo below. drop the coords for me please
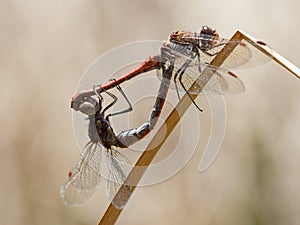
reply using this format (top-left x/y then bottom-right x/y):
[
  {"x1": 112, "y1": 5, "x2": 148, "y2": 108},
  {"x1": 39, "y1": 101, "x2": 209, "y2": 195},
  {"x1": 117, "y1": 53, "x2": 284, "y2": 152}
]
[{"x1": 71, "y1": 25, "x2": 271, "y2": 112}]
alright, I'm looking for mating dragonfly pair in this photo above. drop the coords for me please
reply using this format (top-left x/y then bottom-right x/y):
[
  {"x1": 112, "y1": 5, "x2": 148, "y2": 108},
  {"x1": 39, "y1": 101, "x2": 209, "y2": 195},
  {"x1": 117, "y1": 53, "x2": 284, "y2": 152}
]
[{"x1": 61, "y1": 25, "x2": 271, "y2": 208}]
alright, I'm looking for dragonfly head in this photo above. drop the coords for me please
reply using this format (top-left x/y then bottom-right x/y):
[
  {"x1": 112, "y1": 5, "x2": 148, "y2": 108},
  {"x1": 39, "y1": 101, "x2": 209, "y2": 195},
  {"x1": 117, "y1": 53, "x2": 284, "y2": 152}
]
[
  {"x1": 78, "y1": 96, "x2": 101, "y2": 116},
  {"x1": 199, "y1": 25, "x2": 219, "y2": 50}
]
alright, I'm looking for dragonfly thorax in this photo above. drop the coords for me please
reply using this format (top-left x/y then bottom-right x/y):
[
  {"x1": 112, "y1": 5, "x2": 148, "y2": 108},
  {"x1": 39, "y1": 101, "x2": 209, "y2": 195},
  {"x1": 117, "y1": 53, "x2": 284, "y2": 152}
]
[
  {"x1": 164, "y1": 41, "x2": 197, "y2": 59},
  {"x1": 169, "y1": 31, "x2": 199, "y2": 45},
  {"x1": 95, "y1": 114, "x2": 120, "y2": 149},
  {"x1": 87, "y1": 116, "x2": 100, "y2": 143}
]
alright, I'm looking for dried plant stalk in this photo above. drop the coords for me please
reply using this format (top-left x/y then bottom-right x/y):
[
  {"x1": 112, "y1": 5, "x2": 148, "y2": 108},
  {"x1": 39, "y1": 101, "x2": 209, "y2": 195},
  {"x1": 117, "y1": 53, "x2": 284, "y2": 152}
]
[{"x1": 98, "y1": 30, "x2": 300, "y2": 225}]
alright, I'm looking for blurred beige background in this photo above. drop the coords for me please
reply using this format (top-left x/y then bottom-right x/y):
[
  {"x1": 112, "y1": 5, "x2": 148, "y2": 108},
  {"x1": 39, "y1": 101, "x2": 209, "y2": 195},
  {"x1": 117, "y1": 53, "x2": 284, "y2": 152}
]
[{"x1": 1, "y1": 0, "x2": 299, "y2": 225}]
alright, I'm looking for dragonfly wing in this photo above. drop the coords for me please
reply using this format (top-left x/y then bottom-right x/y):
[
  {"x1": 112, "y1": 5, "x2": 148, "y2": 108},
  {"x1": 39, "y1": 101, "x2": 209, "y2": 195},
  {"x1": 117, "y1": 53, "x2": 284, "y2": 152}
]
[
  {"x1": 163, "y1": 36, "x2": 272, "y2": 72},
  {"x1": 219, "y1": 39, "x2": 272, "y2": 70},
  {"x1": 156, "y1": 58, "x2": 245, "y2": 95},
  {"x1": 105, "y1": 149, "x2": 133, "y2": 209},
  {"x1": 186, "y1": 35, "x2": 272, "y2": 70},
  {"x1": 200, "y1": 38, "x2": 272, "y2": 70},
  {"x1": 201, "y1": 70, "x2": 246, "y2": 95},
  {"x1": 60, "y1": 141, "x2": 102, "y2": 206}
]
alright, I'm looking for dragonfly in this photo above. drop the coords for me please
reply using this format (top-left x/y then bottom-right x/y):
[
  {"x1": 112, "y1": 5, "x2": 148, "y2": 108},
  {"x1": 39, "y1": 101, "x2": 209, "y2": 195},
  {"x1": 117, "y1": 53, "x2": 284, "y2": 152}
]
[
  {"x1": 61, "y1": 85, "x2": 147, "y2": 208},
  {"x1": 62, "y1": 62, "x2": 176, "y2": 208},
  {"x1": 71, "y1": 25, "x2": 272, "y2": 113}
]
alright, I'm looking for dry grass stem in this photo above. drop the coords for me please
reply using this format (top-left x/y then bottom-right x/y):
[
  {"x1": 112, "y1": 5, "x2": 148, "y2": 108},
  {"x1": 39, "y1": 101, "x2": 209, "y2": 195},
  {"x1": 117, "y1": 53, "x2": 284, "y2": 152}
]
[{"x1": 98, "y1": 30, "x2": 300, "y2": 225}]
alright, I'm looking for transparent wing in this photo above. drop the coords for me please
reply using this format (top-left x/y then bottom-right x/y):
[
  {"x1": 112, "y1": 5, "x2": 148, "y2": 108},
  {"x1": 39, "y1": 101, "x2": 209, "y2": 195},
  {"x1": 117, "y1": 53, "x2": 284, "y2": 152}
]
[
  {"x1": 60, "y1": 141, "x2": 102, "y2": 206},
  {"x1": 157, "y1": 57, "x2": 245, "y2": 95},
  {"x1": 105, "y1": 149, "x2": 133, "y2": 209},
  {"x1": 184, "y1": 36, "x2": 272, "y2": 69}
]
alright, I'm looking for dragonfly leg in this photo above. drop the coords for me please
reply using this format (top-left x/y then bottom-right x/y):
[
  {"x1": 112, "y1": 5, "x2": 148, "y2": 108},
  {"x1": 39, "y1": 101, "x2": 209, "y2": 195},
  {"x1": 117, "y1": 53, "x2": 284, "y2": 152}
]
[
  {"x1": 169, "y1": 52, "x2": 203, "y2": 112},
  {"x1": 94, "y1": 82, "x2": 132, "y2": 118},
  {"x1": 203, "y1": 51, "x2": 218, "y2": 57},
  {"x1": 107, "y1": 81, "x2": 133, "y2": 118},
  {"x1": 197, "y1": 51, "x2": 202, "y2": 73},
  {"x1": 102, "y1": 90, "x2": 118, "y2": 114},
  {"x1": 93, "y1": 85, "x2": 104, "y2": 101},
  {"x1": 116, "y1": 63, "x2": 174, "y2": 147},
  {"x1": 177, "y1": 66, "x2": 203, "y2": 112},
  {"x1": 173, "y1": 64, "x2": 189, "y2": 100},
  {"x1": 202, "y1": 43, "x2": 226, "y2": 57},
  {"x1": 173, "y1": 54, "x2": 200, "y2": 101},
  {"x1": 160, "y1": 46, "x2": 182, "y2": 100}
]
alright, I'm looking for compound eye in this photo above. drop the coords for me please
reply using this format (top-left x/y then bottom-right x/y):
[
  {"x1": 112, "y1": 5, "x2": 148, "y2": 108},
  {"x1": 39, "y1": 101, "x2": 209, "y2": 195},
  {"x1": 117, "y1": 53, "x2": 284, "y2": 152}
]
[
  {"x1": 202, "y1": 25, "x2": 208, "y2": 31},
  {"x1": 201, "y1": 25, "x2": 215, "y2": 35},
  {"x1": 79, "y1": 101, "x2": 96, "y2": 115}
]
